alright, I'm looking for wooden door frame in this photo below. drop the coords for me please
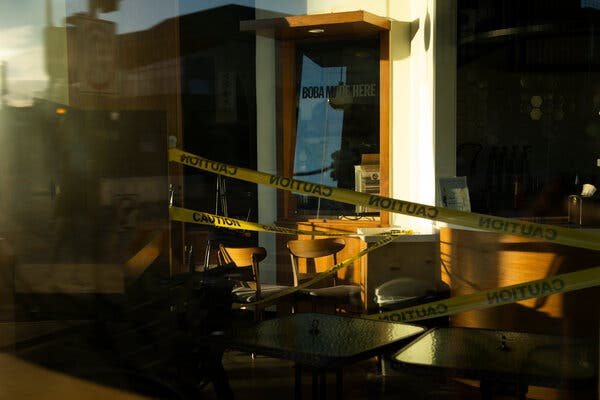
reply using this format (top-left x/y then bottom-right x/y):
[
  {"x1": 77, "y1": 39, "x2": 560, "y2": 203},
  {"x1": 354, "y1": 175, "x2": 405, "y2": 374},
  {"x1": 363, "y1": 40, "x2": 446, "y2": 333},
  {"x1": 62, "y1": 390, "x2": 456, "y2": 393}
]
[{"x1": 276, "y1": 30, "x2": 390, "y2": 226}]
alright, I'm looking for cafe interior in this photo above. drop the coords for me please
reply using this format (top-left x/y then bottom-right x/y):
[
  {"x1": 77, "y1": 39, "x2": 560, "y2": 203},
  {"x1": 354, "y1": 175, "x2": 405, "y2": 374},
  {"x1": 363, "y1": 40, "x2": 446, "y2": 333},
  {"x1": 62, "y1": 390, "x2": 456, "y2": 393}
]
[{"x1": 1, "y1": 0, "x2": 599, "y2": 399}]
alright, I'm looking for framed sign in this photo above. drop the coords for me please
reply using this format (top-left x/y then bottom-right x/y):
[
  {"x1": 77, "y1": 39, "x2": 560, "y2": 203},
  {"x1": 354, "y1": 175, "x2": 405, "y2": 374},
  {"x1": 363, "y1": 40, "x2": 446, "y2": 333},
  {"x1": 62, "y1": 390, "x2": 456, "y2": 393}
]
[{"x1": 439, "y1": 176, "x2": 471, "y2": 212}]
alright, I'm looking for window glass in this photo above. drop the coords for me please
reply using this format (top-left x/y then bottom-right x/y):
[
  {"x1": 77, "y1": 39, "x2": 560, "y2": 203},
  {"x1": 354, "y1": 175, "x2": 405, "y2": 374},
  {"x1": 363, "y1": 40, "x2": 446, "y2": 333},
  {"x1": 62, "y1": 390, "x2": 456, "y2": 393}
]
[
  {"x1": 293, "y1": 39, "x2": 379, "y2": 217},
  {"x1": 457, "y1": 2, "x2": 600, "y2": 221}
]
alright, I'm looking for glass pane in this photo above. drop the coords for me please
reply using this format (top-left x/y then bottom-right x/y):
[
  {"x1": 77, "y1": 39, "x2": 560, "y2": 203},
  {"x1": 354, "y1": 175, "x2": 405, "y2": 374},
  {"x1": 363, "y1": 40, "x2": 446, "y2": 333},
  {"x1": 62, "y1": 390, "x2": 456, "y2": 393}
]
[
  {"x1": 293, "y1": 39, "x2": 379, "y2": 217},
  {"x1": 457, "y1": 2, "x2": 600, "y2": 222}
]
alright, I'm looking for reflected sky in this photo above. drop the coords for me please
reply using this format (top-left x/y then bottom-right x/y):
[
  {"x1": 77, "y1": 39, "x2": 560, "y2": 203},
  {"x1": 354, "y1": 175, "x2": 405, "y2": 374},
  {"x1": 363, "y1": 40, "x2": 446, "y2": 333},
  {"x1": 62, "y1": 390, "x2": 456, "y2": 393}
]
[
  {"x1": 0, "y1": 0, "x2": 254, "y2": 102},
  {"x1": 294, "y1": 55, "x2": 345, "y2": 187}
]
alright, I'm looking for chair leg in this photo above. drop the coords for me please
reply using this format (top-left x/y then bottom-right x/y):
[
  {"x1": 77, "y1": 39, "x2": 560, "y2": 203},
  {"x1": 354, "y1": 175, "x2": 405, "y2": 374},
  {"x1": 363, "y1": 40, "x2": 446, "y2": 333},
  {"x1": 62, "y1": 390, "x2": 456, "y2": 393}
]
[
  {"x1": 334, "y1": 368, "x2": 343, "y2": 400},
  {"x1": 294, "y1": 364, "x2": 302, "y2": 400},
  {"x1": 312, "y1": 370, "x2": 319, "y2": 399},
  {"x1": 319, "y1": 372, "x2": 327, "y2": 399}
]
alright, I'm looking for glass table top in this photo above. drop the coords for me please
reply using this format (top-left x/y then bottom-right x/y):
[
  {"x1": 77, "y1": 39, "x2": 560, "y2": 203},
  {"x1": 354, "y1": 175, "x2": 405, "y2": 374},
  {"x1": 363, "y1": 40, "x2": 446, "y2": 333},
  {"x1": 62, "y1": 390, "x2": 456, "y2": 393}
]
[
  {"x1": 222, "y1": 312, "x2": 425, "y2": 368},
  {"x1": 392, "y1": 327, "x2": 597, "y2": 386}
]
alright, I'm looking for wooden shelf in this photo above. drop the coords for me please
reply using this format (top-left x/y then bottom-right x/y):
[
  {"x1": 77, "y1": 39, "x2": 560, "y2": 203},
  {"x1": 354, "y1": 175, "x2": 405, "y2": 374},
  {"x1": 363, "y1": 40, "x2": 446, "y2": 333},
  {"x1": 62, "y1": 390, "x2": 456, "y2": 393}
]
[{"x1": 240, "y1": 10, "x2": 391, "y2": 40}]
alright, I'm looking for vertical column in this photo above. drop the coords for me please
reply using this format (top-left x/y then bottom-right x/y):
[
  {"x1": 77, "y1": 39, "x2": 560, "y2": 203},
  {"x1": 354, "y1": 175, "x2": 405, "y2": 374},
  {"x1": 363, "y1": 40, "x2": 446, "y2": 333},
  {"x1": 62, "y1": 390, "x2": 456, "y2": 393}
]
[
  {"x1": 389, "y1": 0, "x2": 457, "y2": 232},
  {"x1": 256, "y1": 33, "x2": 278, "y2": 285},
  {"x1": 0, "y1": 238, "x2": 15, "y2": 351}
]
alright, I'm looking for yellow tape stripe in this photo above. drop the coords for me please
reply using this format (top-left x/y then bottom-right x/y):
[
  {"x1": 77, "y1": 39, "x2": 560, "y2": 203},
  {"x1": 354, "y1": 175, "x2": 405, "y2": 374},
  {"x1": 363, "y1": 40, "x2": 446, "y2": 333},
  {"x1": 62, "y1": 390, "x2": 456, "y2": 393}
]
[
  {"x1": 364, "y1": 266, "x2": 600, "y2": 323},
  {"x1": 169, "y1": 206, "x2": 413, "y2": 237},
  {"x1": 232, "y1": 235, "x2": 396, "y2": 309},
  {"x1": 169, "y1": 148, "x2": 600, "y2": 251}
]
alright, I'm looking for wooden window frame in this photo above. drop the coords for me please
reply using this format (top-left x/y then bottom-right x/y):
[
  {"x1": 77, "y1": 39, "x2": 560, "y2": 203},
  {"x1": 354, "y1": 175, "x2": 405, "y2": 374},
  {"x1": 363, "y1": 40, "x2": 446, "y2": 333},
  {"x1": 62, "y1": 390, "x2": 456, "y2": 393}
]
[{"x1": 242, "y1": 10, "x2": 391, "y2": 226}]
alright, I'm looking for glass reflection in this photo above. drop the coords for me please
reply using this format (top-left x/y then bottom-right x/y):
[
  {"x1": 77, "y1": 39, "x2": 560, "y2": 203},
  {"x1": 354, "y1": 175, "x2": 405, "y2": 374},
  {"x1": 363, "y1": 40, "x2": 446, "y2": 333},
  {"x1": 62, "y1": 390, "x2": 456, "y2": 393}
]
[{"x1": 293, "y1": 39, "x2": 379, "y2": 216}]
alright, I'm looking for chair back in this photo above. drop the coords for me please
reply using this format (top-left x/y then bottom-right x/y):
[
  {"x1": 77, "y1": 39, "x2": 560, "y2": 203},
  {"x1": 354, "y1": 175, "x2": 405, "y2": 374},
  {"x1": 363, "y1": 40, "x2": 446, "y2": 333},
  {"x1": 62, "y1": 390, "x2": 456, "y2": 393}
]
[
  {"x1": 218, "y1": 245, "x2": 267, "y2": 290},
  {"x1": 286, "y1": 238, "x2": 345, "y2": 286}
]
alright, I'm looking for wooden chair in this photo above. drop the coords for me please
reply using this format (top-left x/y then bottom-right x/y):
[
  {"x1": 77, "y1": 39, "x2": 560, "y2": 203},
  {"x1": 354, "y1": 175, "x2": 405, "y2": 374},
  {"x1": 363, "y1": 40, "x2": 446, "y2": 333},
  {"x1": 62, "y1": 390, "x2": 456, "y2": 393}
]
[
  {"x1": 218, "y1": 244, "x2": 289, "y2": 321},
  {"x1": 286, "y1": 238, "x2": 362, "y2": 314}
]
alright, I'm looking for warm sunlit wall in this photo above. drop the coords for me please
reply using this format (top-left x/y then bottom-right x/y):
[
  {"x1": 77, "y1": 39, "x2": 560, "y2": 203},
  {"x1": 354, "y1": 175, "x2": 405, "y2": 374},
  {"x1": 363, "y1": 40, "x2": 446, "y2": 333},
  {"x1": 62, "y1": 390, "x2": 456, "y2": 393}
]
[{"x1": 387, "y1": 0, "x2": 456, "y2": 233}]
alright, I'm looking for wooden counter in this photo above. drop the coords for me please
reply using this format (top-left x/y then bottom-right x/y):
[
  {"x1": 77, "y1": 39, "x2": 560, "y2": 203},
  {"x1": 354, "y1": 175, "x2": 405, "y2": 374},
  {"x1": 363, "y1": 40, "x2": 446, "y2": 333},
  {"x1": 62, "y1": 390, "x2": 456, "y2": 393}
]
[{"x1": 440, "y1": 227, "x2": 600, "y2": 337}]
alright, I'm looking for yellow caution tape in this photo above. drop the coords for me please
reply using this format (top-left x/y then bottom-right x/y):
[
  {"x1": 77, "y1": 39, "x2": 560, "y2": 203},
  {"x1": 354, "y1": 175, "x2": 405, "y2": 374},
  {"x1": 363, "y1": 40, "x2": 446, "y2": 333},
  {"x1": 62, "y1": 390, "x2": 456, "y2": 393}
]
[
  {"x1": 169, "y1": 206, "x2": 408, "y2": 308},
  {"x1": 169, "y1": 148, "x2": 600, "y2": 251},
  {"x1": 365, "y1": 266, "x2": 600, "y2": 323},
  {"x1": 169, "y1": 206, "x2": 414, "y2": 237},
  {"x1": 231, "y1": 235, "x2": 396, "y2": 309},
  {"x1": 168, "y1": 149, "x2": 600, "y2": 320}
]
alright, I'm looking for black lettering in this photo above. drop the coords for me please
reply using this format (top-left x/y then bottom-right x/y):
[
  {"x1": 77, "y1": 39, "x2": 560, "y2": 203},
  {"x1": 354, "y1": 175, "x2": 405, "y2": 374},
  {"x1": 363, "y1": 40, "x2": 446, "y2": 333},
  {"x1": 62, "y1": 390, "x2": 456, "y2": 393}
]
[
  {"x1": 552, "y1": 278, "x2": 564, "y2": 291},
  {"x1": 392, "y1": 200, "x2": 406, "y2": 213},
  {"x1": 528, "y1": 283, "x2": 540, "y2": 296},
  {"x1": 541, "y1": 281, "x2": 553, "y2": 295},
  {"x1": 369, "y1": 196, "x2": 380, "y2": 207},
  {"x1": 326, "y1": 85, "x2": 336, "y2": 97},
  {"x1": 521, "y1": 224, "x2": 533, "y2": 236},
  {"x1": 479, "y1": 217, "x2": 492, "y2": 229},
  {"x1": 380, "y1": 198, "x2": 392, "y2": 209},
  {"x1": 545, "y1": 229, "x2": 557, "y2": 240},
  {"x1": 499, "y1": 290, "x2": 512, "y2": 302},
  {"x1": 427, "y1": 207, "x2": 439, "y2": 218},
  {"x1": 492, "y1": 219, "x2": 504, "y2": 231},
  {"x1": 531, "y1": 227, "x2": 544, "y2": 238},
  {"x1": 487, "y1": 291, "x2": 499, "y2": 304}
]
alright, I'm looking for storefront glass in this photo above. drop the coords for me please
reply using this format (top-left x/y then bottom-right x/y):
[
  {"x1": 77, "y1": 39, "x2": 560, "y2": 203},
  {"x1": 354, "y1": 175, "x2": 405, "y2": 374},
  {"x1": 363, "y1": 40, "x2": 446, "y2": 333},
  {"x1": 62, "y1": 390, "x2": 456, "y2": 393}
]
[
  {"x1": 293, "y1": 39, "x2": 379, "y2": 217},
  {"x1": 1, "y1": 1, "x2": 598, "y2": 398},
  {"x1": 457, "y1": 1, "x2": 600, "y2": 221}
]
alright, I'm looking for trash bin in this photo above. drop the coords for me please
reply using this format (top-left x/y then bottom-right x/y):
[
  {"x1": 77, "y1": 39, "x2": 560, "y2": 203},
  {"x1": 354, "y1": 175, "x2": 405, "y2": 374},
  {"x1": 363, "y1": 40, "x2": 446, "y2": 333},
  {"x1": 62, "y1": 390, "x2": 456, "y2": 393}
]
[
  {"x1": 373, "y1": 277, "x2": 450, "y2": 375},
  {"x1": 374, "y1": 278, "x2": 450, "y2": 325}
]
